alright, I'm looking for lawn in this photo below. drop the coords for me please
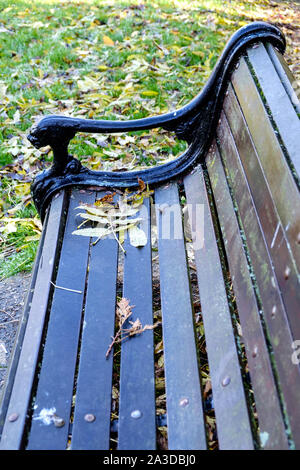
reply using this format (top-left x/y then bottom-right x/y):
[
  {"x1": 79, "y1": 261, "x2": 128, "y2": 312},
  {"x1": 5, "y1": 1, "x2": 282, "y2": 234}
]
[{"x1": 0, "y1": 0, "x2": 299, "y2": 279}]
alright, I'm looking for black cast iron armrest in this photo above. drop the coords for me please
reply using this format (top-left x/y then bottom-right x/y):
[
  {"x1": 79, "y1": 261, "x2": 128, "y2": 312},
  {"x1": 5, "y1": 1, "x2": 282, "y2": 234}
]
[{"x1": 27, "y1": 21, "x2": 285, "y2": 219}]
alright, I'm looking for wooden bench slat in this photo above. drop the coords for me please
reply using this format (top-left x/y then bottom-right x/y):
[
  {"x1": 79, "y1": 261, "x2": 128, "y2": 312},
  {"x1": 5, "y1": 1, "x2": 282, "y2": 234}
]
[
  {"x1": 217, "y1": 113, "x2": 300, "y2": 447},
  {"x1": 223, "y1": 84, "x2": 300, "y2": 339},
  {"x1": 70, "y1": 194, "x2": 119, "y2": 450},
  {"x1": 26, "y1": 190, "x2": 94, "y2": 450},
  {"x1": 232, "y1": 58, "x2": 300, "y2": 269},
  {"x1": 118, "y1": 197, "x2": 156, "y2": 450},
  {"x1": 207, "y1": 142, "x2": 289, "y2": 449},
  {"x1": 266, "y1": 43, "x2": 300, "y2": 115},
  {"x1": 247, "y1": 43, "x2": 300, "y2": 176},
  {"x1": 155, "y1": 184, "x2": 206, "y2": 450},
  {"x1": 184, "y1": 169, "x2": 254, "y2": 450},
  {"x1": 0, "y1": 195, "x2": 49, "y2": 437},
  {"x1": 0, "y1": 191, "x2": 67, "y2": 450}
]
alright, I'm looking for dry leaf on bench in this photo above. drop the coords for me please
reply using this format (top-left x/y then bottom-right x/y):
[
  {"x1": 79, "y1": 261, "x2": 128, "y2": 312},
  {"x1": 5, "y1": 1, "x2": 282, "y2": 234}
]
[
  {"x1": 105, "y1": 298, "x2": 159, "y2": 358},
  {"x1": 128, "y1": 225, "x2": 147, "y2": 247},
  {"x1": 72, "y1": 181, "x2": 151, "y2": 249}
]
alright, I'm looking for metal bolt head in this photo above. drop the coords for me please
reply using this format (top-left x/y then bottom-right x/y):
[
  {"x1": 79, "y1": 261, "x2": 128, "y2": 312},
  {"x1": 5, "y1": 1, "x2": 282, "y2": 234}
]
[
  {"x1": 284, "y1": 266, "x2": 291, "y2": 280},
  {"x1": 8, "y1": 413, "x2": 19, "y2": 423},
  {"x1": 53, "y1": 415, "x2": 65, "y2": 428},
  {"x1": 179, "y1": 398, "x2": 189, "y2": 407},
  {"x1": 84, "y1": 413, "x2": 96, "y2": 423},
  {"x1": 131, "y1": 409, "x2": 142, "y2": 419},
  {"x1": 221, "y1": 376, "x2": 231, "y2": 387},
  {"x1": 252, "y1": 346, "x2": 258, "y2": 358},
  {"x1": 271, "y1": 305, "x2": 277, "y2": 318}
]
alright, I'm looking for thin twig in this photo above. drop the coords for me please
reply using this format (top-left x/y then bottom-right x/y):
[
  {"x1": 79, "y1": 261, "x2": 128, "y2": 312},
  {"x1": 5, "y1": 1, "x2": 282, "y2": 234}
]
[
  {"x1": 0, "y1": 309, "x2": 15, "y2": 320},
  {"x1": 105, "y1": 330, "x2": 122, "y2": 359},
  {"x1": 108, "y1": 215, "x2": 126, "y2": 254},
  {"x1": 50, "y1": 281, "x2": 82, "y2": 294},
  {"x1": 153, "y1": 40, "x2": 165, "y2": 52},
  {"x1": 0, "y1": 319, "x2": 19, "y2": 327}
]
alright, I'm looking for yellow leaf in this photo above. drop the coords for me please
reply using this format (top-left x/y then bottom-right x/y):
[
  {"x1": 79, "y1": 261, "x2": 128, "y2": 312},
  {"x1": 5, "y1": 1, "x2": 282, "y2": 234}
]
[
  {"x1": 3, "y1": 221, "x2": 17, "y2": 235},
  {"x1": 119, "y1": 229, "x2": 125, "y2": 245},
  {"x1": 158, "y1": 354, "x2": 164, "y2": 368},
  {"x1": 129, "y1": 226, "x2": 147, "y2": 247},
  {"x1": 155, "y1": 377, "x2": 165, "y2": 391},
  {"x1": 103, "y1": 35, "x2": 114, "y2": 46},
  {"x1": 14, "y1": 183, "x2": 31, "y2": 196},
  {"x1": 181, "y1": 35, "x2": 192, "y2": 41},
  {"x1": 192, "y1": 51, "x2": 205, "y2": 58},
  {"x1": 72, "y1": 226, "x2": 111, "y2": 238},
  {"x1": 141, "y1": 90, "x2": 158, "y2": 97},
  {"x1": 78, "y1": 77, "x2": 99, "y2": 92},
  {"x1": 44, "y1": 89, "x2": 52, "y2": 99},
  {"x1": 24, "y1": 234, "x2": 41, "y2": 242}
]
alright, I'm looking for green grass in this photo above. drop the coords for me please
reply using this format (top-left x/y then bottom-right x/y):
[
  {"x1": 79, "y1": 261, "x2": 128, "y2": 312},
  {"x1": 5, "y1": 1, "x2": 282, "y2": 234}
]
[{"x1": 0, "y1": 0, "x2": 298, "y2": 278}]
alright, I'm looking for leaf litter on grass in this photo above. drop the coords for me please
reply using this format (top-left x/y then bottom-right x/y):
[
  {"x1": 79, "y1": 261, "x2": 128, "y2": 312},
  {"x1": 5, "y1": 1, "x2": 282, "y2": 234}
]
[{"x1": 1, "y1": 0, "x2": 299, "y2": 277}]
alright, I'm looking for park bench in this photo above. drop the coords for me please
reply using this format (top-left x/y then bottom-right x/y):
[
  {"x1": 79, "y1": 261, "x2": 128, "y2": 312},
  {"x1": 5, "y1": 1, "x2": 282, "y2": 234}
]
[{"x1": 0, "y1": 21, "x2": 299, "y2": 451}]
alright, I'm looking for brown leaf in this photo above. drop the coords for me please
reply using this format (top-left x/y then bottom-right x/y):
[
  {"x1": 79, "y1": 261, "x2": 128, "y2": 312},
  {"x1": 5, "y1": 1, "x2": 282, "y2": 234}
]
[
  {"x1": 103, "y1": 35, "x2": 114, "y2": 46},
  {"x1": 137, "y1": 177, "x2": 146, "y2": 193},
  {"x1": 105, "y1": 298, "x2": 159, "y2": 359},
  {"x1": 97, "y1": 192, "x2": 116, "y2": 204},
  {"x1": 116, "y1": 298, "x2": 134, "y2": 327},
  {"x1": 203, "y1": 379, "x2": 212, "y2": 400}
]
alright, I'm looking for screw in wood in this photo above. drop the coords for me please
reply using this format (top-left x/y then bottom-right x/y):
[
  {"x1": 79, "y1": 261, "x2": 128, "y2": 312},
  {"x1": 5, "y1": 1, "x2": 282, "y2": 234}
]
[
  {"x1": 179, "y1": 398, "x2": 189, "y2": 407},
  {"x1": 221, "y1": 376, "x2": 231, "y2": 387},
  {"x1": 53, "y1": 415, "x2": 65, "y2": 428},
  {"x1": 284, "y1": 266, "x2": 291, "y2": 280},
  {"x1": 84, "y1": 413, "x2": 96, "y2": 423},
  {"x1": 8, "y1": 413, "x2": 19, "y2": 423},
  {"x1": 131, "y1": 410, "x2": 142, "y2": 419}
]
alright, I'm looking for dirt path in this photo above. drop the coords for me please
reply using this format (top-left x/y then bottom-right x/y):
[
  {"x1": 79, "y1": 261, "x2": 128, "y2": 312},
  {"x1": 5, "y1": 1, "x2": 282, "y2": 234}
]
[{"x1": 0, "y1": 273, "x2": 31, "y2": 392}]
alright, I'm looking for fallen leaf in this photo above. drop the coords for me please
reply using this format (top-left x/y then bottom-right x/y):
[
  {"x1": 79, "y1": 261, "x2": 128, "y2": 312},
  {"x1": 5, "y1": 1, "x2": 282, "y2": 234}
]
[
  {"x1": 116, "y1": 297, "x2": 134, "y2": 327},
  {"x1": 141, "y1": 90, "x2": 158, "y2": 97},
  {"x1": 105, "y1": 298, "x2": 159, "y2": 358},
  {"x1": 103, "y1": 35, "x2": 114, "y2": 46},
  {"x1": 128, "y1": 225, "x2": 147, "y2": 247}
]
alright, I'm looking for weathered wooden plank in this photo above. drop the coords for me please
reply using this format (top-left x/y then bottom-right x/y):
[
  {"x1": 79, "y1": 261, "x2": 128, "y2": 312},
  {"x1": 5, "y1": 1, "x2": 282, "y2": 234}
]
[
  {"x1": 26, "y1": 189, "x2": 94, "y2": 450},
  {"x1": 266, "y1": 43, "x2": 300, "y2": 115},
  {"x1": 118, "y1": 197, "x2": 156, "y2": 450},
  {"x1": 0, "y1": 199, "x2": 48, "y2": 438},
  {"x1": 216, "y1": 112, "x2": 300, "y2": 447},
  {"x1": 184, "y1": 169, "x2": 254, "y2": 450},
  {"x1": 207, "y1": 141, "x2": 289, "y2": 449},
  {"x1": 0, "y1": 191, "x2": 68, "y2": 450},
  {"x1": 155, "y1": 183, "x2": 206, "y2": 450},
  {"x1": 247, "y1": 43, "x2": 300, "y2": 176},
  {"x1": 223, "y1": 84, "x2": 300, "y2": 340},
  {"x1": 70, "y1": 192, "x2": 119, "y2": 450},
  {"x1": 232, "y1": 57, "x2": 300, "y2": 269}
]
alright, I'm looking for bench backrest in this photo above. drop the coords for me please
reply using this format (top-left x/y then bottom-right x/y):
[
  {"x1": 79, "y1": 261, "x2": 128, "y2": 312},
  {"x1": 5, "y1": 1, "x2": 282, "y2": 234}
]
[{"x1": 199, "y1": 41, "x2": 300, "y2": 449}]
